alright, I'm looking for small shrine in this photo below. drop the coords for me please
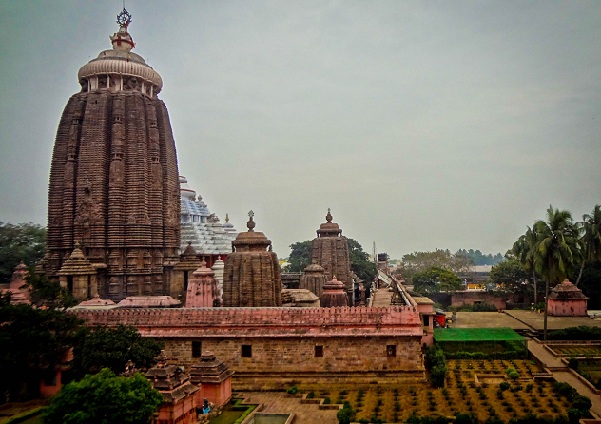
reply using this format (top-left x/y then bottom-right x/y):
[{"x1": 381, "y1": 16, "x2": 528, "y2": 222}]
[
  {"x1": 190, "y1": 352, "x2": 234, "y2": 408},
  {"x1": 185, "y1": 262, "x2": 220, "y2": 307},
  {"x1": 57, "y1": 243, "x2": 97, "y2": 302},
  {"x1": 547, "y1": 279, "x2": 588, "y2": 317},
  {"x1": 299, "y1": 260, "x2": 327, "y2": 298},
  {"x1": 172, "y1": 243, "x2": 202, "y2": 300},
  {"x1": 0, "y1": 262, "x2": 31, "y2": 305},
  {"x1": 320, "y1": 276, "x2": 349, "y2": 307},
  {"x1": 146, "y1": 353, "x2": 199, "y2": 424}
]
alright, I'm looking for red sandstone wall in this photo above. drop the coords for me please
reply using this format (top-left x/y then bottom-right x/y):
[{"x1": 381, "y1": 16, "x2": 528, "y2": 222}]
[
  {"x1": 72, "y1": 306, "x2": 424, "y2": 338},
  {"x1": 72, "y1": 307, "x2": 425, "y2": 389}
]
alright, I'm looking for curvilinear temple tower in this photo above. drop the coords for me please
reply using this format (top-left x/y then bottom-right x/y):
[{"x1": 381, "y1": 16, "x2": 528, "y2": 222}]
[
  {"x1": 41, "y1": 9, "x2": 180, "y2": 301},
  {"x1": 311, "y1": 209, "x2": 353, "y2": 296}
]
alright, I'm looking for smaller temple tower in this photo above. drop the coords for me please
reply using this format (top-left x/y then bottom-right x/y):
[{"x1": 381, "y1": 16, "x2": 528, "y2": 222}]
[
  {"x1": 185, "y1": 262, "x2": 220, "y2": 307},
  {"x1": 299, "y1": 261, "x2": 327, "y2": 298},
  {"x1": 311, "y1": 209, "x2": 352, "y2": 300},
  {"x1": 222, "y1": 212, "x2": 282, "y2": 307},
  {"x1": 320, "y1": 276, "x2": 349, "y2": 307}
]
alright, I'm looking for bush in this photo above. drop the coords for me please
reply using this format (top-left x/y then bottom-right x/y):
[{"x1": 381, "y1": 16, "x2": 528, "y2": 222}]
[
  {"x1": 455, "y1": 412, "x2": 477, "y2": 424},
  {"x1": 547, "y1": 326, "x2": 601, "y2": 340},
  {"x1": 425, "y1": 346, "x2": 448, "y2": 388},
  {"x1": 499, "y1": 381, "x2": 510, "y2": 391},
  {"x1": 286, "y1": 385, "x2": 299, "y2": 395},
  {"x1": 337, "y1": 402, "x2": 355, "y2": 424}
]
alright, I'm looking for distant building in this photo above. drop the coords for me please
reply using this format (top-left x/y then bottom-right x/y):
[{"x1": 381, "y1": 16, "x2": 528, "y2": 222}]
[{"x1": 179, "y1": 176, "x2": 237, "y2": 268}]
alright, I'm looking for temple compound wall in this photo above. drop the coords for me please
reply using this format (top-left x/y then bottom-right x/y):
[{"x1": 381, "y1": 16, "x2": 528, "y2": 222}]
[{"x1": 73, "y1": 307, "x2": 426, "y2": 389}]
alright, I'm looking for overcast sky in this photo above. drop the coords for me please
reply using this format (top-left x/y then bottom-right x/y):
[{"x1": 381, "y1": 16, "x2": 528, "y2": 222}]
[{"x1": 1, "y1": 1, "x2": 600, "y2": 260}]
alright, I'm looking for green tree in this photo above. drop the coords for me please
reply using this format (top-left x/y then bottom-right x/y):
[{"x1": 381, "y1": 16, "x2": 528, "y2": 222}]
[
  {"x1": 26, "y1": 271, "x2": 77, "y2": 309},
  {"x1": 0, "y1": 222, "x2": 47, "y2": 283},
  {"x1": 43, "y1": 368, "x2": 163, "y2": 424},
  {"x1": 285, "y1": 240, "x2": 312, "y2": 272},
  {"x1": 413, "y1": 266, "x2": 462, "y2": 294},
  {"x1": 70, "y1": 325, "x2": 163, "y2": 379},
  {"x1": 511, "y1": 225, "x2": 541, "y2": 304},
  {"x1": 346, "y1": 238, "x2": 377, "y2": 282},
  {"x1": 0, "y1": 299, "x2": 84, "y2": 399},
  {"x1": 397, "y1": 249, "x2": 473, "y2": 284},
  {"x1": 575, "y1": 205, "x2": 601, "y2": 286},
  {"x1": 534, "y1": 205, "x2": 580, "y2": 340},
  {"x1": 489, "y1": 259, "x2": 530, "y2": 302}
]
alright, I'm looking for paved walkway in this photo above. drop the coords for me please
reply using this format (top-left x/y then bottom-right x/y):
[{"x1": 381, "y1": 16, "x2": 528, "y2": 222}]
[
  {"x1": 370, "y1": 286, "x2": 394, "y2": 307},
  {"x1": 237, "y1": 391, "x2": 339, "y2": 424},
  {"x1": 528, "y1": 339, "x2": 601, "y2": 418}
]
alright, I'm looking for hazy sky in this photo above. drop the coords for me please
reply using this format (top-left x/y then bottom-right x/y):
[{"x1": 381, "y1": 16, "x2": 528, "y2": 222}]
[{"x1": 1, "y1": 1, "x2": 600, "y2": 260}]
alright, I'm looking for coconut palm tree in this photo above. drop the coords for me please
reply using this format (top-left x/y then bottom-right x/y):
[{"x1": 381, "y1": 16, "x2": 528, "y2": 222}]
[
  {"x1": 575, "y1": 205, "x2": 601, "y2": 286},
  {"x1": 511, "y1": 226, "x2": 540, "y2": 304},
  {"x1": 533, "y1": 205, "x2": 580, "y2": 340}
]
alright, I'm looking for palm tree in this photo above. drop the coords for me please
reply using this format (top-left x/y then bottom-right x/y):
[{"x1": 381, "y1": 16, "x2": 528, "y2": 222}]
[
  {"x1": 575, "y1": 205, "x2": 601, "y2": 286},
  {"x1": 533, "y1": 205, "x2": 580, "y2": 340},
  {"x1": 512, "y1": 226, "x2": 540, "y2": 304}
]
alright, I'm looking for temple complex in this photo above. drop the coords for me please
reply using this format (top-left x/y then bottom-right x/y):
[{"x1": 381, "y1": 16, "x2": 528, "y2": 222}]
[
  {"x1": 41, "y1": 9, "x2": 180, "y2": 301},
  {"x1": 311, "y1": 209, "x2": 353, "y2": 301},
  {"x1": 222, "y1": 212, "x2": 282, "y2": 307},
  {"x1": 179, "y1": 176, "x2": 237, "y2": 267}
]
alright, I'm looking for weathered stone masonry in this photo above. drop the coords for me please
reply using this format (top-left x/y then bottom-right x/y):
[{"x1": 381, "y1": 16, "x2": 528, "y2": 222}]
[{"x1": 73, "y1": 306, "x2": 426, "y2": 389}]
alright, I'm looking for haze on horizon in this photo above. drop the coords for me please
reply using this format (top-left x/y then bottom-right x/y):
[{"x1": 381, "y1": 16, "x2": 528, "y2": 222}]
[{"x1": 1, "y1": 1, "x2": 600, "y2": 260}]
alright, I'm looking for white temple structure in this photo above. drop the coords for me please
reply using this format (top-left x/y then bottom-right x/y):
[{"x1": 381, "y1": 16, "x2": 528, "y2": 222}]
[{"x1": 179, "y1": 176, "x2": 238, "y2": 262}]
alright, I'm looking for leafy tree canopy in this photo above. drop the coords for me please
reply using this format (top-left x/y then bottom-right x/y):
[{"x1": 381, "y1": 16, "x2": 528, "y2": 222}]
[
  {"x1": 0, "y1": 299, "x2": 84, "y2": 398},
  {"x1": 43, "y1": 368, "x2": 163, "y2": 424},
  {"x1": 412, "y1": 266, "x2": 462, "y2": 294},
  {"x1": 71, "y1": 324, "x2": 163, "y2": 380},
  {"x1": 285, "y1": 241, "x2": 312, "y2": 273},
  {"x1": 489, "y1": 259, "x2": 531, "y2": 300},
  {"x1": 395, "y1": 250, "x2": 473, "y2": 284},
  {"x1": 27, "y1": 271, "x2": 77, "y2": 309},
  {"x1": 455, "y1": 249, "x2": 504, "y2": 266},
  {"x1": 0, "y1": 222, "x2": 47, "y2": 283}
]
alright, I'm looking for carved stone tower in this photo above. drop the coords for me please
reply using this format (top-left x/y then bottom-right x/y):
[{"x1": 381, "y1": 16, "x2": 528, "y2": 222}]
[
  {"x1": 42, "y1": 9, "x2": 180, "y2": 301},
  {"x1": 222, "y1": 212, "x2": 282, "y2": 307},
  {"x1": 311, "y1": 209, "x2": 352, "y2": 297}
]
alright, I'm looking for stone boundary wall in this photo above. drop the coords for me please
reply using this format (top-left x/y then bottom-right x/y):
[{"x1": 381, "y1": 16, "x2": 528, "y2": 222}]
[
  {"x1": 72, "y1": 307, "x2": 425, "y2": 389},
  {"x1": 72, "y1": 306, "x2": 423, "y2": 338}
]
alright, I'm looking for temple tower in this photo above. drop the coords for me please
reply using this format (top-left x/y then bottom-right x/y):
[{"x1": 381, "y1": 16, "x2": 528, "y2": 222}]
[
  {"x1": 299, "y1": 260, "x2": 327, "y2": 298},
  {"x1": 42, "y1": 9, "x2": 180, "y2": 301},
  {"x1": 320, "y1": 276, "x2": 349, "y2": 307},
  {"x1": 222, "y1": 212, "x2": 282, "y2": 307},
  {"x1": 311, "y1": 209, "x2": 352, "y2": 297}
]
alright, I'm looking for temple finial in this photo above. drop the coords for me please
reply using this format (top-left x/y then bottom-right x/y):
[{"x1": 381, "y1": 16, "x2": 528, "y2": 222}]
[
  {"x1": 326, "y1": 208, "x2": 333, "y2": 223},
  {"x1": 247, "y1": 210, "x2": 256, "y2": 232},
  {"x1": 225, "y1": 213, "x2": 230, "y2": 223},
  {"x1": 117, "y1": 8, "x2": 132, "y2": 29}
]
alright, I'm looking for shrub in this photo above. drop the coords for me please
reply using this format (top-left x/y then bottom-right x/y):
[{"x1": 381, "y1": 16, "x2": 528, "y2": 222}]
[
  {"x1": 307, "y1": 391, "x2": 315, "y2": 398},
  {"x1": 286, "y1": 385, "x2": 299, "y2": 395},
  {"x1": 323, "y1": 396, "x2": 331, "y2": 404},
  {"x1": 499, "y1": 381, "x2": 510, "y2": 391},
  {"x1": 455, "y1": 412, "x2": 477, "y2": 424},
  {"x1": 337, "y1": 402, "x2": 355, "y2": 424}
]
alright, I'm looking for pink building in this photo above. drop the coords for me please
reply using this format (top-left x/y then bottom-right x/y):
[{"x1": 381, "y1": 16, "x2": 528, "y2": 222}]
[{"x1": 548, "y1": 279, "x2": 588, "y2": 317}]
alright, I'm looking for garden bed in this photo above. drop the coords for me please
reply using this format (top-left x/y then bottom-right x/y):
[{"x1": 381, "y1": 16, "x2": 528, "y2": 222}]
[
  {"x1": 548, "y1": 344, "x2": 601, "y2": 357},
  {"x1": 295, "y1": 359, "x2": 582, "y2": 423}
]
